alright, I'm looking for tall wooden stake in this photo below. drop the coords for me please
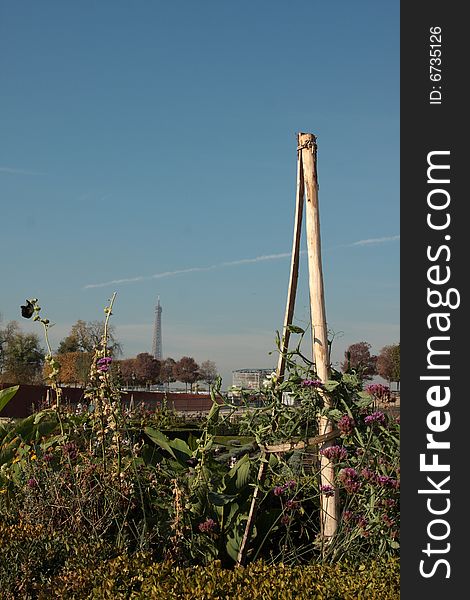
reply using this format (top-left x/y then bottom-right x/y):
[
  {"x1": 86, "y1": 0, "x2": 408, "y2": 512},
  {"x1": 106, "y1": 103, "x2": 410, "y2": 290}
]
[
  {"x1": 276, "y1": 148, "x2": 304, "y2": 382},
  {"x1": 299, "y1": 132, "x2": 339, "y2": 538}
]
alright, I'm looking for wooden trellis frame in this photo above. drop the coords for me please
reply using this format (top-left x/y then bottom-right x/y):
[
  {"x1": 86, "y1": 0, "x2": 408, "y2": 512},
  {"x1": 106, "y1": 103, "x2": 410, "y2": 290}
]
[{"x1": 236, "y1": 132, "x2": 339, "y2": 567}]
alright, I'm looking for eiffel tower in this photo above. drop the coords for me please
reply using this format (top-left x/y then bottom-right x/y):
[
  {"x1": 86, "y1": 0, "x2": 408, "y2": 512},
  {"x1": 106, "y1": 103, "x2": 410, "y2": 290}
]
[{"x1": 152, "y1": 297, "x2": 162, "y2": 360}]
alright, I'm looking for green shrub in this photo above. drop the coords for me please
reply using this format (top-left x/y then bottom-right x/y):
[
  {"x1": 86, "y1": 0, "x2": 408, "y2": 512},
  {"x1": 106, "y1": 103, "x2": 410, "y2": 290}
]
[{"x1": 43, "y1": 555, "x2": 399, "y2": 599}]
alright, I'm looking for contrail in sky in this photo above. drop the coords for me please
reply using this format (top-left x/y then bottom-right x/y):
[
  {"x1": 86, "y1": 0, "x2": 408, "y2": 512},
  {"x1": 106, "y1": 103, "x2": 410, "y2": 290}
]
[
  {"x1": 348, "y1": 235, "x2": 400, "y2": 247},
  {"x1": 0, "y1": 166, "x2": 44, "y2": 175},
  {"x1": 84, "y1": 252, "x2": 293, "y2": 289},
  {"x1": 84, "y1": 236, "x2": 398, "y2": 290}
]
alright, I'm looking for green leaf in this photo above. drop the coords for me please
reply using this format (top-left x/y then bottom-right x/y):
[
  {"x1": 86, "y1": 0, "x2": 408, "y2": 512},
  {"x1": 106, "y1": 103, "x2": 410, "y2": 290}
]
[
  {"x1": 0, "y1": 386, "x2": 19, "y2": 413},
  {"x1": 287, "y1": 325, "x2": 305, "y2": 334},
  {"x1": 169, "y1": 437, "x2": 191, "y2": 457},
  {"x1": 235, "y1": 457, "x2": 251, "y2": 489},
  {"x1": 323, "y1": 380, "x2": 340, "y2": 392},
  {"x1": 208, "y1": 491, "x2": 238, "y2": 506},
  {"x1": 168, "y1": 437, "x2": 193, "y2": 464},
  {"x1": 207, "y1": 401, "x2": 220, "y2": 424},
  {"x1": 355, "y1": 393, "x2": 374, "y2": 408},
  {"x1": 327, "y1": 408, "x2": 343, "y2": 421},
  {"x1": 144, "y1": 427, "x2": 176, "y2": 459},
  {"x1": 41, "y1": 434, "x2": 65, "y2": 451}
]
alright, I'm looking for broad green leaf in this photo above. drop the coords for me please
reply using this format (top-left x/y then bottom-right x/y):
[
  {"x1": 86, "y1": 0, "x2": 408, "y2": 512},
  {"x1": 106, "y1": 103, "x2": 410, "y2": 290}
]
[
  {"x1": 235, "y1": 456, "x2": 251, "y2": 490},
  {"x1": 169, "y1": 437, "x2": 191, "y2": 457},
  {"x1": 40, "y1": 434, "x2": 65, "y2": 451},
  {"x1": 355, "y1": 393, "x2": 374, "y2": 408},
  {"x1": 208, "y1": 491, "x2": 238, "y2": 506},
  {"x1": 207, "y1": 401, "x2": 219, "y2": 424},
  {"x1": 144, "y1": 427, "x2": 176, "y2": 459},
  {"x1": 324, "y1": 380, "x2": 340, "y2": 392},
  {"x1": 0, "y1": 386, "x2": 19, "y2": 413},
  {"x1": 327, "y1": 408, "x2": 343, "y2": 421}
]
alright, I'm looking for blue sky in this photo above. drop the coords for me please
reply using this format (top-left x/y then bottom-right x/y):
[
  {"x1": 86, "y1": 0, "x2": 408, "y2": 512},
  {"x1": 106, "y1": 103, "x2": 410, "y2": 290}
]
[{"x1": 1, "y1": 1, "x2": 399, "y2": 387}]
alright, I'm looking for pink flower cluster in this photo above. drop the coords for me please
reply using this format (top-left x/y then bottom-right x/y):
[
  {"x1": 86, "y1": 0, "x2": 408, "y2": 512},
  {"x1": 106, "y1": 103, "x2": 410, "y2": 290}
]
[
  {"x1": 320, "y1": 484, "x2": 335, "y2": 497},
  {"x1": 364, "y1": 411, "x2": 386, "y2": 426},
  {"x1": 342, "y1": 510, "x2": 368, "y2": 530},
  {"x1": 301, "y1": 379, "x2": 324, "y2": 388},
  {"x1": 365, "y1": 383, "x2": 392, "y2": 403},
  {"x1": 338, "y1": 467, "x2": 361, "y2": 493},
  {"x1": 273, "y1": 480, "x2": 296, "y2": 496},
  {"x1": 198, "y1": 518, "x2": 217, "y2": 533},
  {"x1": 319, "y1": 445, "x2": 348, "y2": 461},
  {"x1": 97, "y1": 356, "x2": 113, "y2": 372},
  {"x1": 360, "y1": 468, "x2": 400, "y2": 490},
  {"x1": 337, "y1": 414, "x2": 355, "y2": 435}
]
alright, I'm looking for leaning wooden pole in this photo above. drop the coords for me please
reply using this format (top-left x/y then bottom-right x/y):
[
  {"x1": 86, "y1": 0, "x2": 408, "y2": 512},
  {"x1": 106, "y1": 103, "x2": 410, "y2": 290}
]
[
  {"x1": 299, "y1": 132, "x2": 339, "y2": 538},
  {"x1": 276, "y1": 148, "x2": 305, "y2": 382}
]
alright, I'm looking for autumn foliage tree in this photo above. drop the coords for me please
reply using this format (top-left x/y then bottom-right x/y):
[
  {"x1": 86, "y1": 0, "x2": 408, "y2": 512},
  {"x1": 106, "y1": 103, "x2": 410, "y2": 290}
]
[
  {"x1": 376, "y1": 343, "x2": 400, "y2": 387},
  {"x1": 341, "y1": 341, "x2": 377, "y2": 381},
  {"x1": 134, "y1": 353, "x2": 161, "y2": 388},
  {"x1": 159, "y1": 358, "x2": 177, "y2": 390},
  {"x1": 173, "y1": 356, "x2": 199, "y2": 392}
]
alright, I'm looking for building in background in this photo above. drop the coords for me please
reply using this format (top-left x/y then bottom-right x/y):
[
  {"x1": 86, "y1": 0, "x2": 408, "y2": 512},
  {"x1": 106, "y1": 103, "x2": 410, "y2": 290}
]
[{"x1": 232, "y1": 368, "x2": 274, "y2": 390}]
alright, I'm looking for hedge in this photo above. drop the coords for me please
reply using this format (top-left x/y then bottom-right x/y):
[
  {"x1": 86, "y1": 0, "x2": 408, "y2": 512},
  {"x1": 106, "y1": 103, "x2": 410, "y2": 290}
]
[{"x1": 0, "y1": 523, "x2": 399, "y2": 599}]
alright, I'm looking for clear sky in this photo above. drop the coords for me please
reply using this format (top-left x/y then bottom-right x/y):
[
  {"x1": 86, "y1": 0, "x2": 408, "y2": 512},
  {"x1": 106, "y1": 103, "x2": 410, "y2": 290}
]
[{"x1": 1, "y1": 1, "x2": 399, "y2": 388}]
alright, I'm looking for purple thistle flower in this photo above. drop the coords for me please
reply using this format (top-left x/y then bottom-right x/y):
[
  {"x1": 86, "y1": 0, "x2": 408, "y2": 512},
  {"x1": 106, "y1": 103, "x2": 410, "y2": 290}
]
[
  {"x1": 285, "y1": 480, "x2": 297, "y2": 490},
  {"x1": 357, "y1": 515, "x2": 368, "y2": 529},
  {"x1": 285, "y1": 499, "x2": 300, "y2": 510},
  {"x1": 63, "y1": 442, "x2": 78, "y2": 461},
  {"x1": 364, "y1": 411, "x2": 386, "y2": 426},
  {"x1": 320, "y1": 445, "x2": 348, "y2": 461},
  {"x1": 339, "y1": 468, "x2": 362, "y2": 494},
  {"x1": 301, "y1": 379, "x2": 324, "y2": 388},
  {"x1": 338, "y1": 414, "x2": 355, "y2": 435},
  {"x1": 382, "y1": 514, "x2": 395, "y2": 528},
  {"x1": 27, "y1": 477, "x2": 38, "y2": 489},
  {"x1": 360, "y1": 468, "x2": 378, "y2": 483},
  {"x1": 377, "y1": 475, "x2": 400, "y2": 490},
  {"x1": 320, "y1": 484, "x2": 335, "y2": 497},
  {"x1": 273, "y1": 485, "x2": 284, "y2": 497},
  {"x1": 198, "y1": 518, "x2": 217, "y2": 533},
  {"x1": 343, "y1": 510, "x2": 355, "y2": 523},
  {"x1": 365, "y1": 383, "x2": 392, "y2": 403},
  {"x1": 97, "y1": 356, "x2": 113, "y2": 372}
]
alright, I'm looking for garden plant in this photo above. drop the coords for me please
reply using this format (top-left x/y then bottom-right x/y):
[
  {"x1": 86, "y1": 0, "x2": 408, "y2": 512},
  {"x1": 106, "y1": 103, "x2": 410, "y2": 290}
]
[{"x1": 0, "y1": 296, "x2": 400, "y2": 598}]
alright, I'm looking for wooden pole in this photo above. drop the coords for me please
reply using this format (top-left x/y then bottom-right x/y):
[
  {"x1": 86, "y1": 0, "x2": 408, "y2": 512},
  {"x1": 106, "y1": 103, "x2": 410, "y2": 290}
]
[
  {"x1": 299, "y1": 132, "x2": 339, "y2": 538},
  {"x1": 236, "y1": 452, "x2": 267, "y2": 567},
  {"x1": 276, "y1": 148, "x2": 305, "y2": 382}
]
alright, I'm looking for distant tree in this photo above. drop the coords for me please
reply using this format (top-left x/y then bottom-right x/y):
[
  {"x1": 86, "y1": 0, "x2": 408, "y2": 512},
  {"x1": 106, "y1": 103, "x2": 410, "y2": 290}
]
[
  {"x1": 341, "y1": 341, "x2": 377, "y2": 381},
  {"x1": 57, "y1": 320, "x2": 122, "y2": 356},
  {"x1": 160, "y1": 357, "x2": 177, "y2": 390},
  {"x1": 45, "y1": 351, "x2": 93, "y2": 386},
  {"x1": 174, "y1": 356, "x2": 199, "y2": 392},
  {"x1": 198, "y1": 360, "x2": 218, "y2": 389},
  {"x1": 376, "y1": 343, "x2": 400, "y2": 387},
  {"x1": 119, "y1": 358, "x2": 137, "y2": 387},
  {"x1": 0, "y1": 321, "x2": 45, "y2": 384},
  {"x1": 134, "y1": 353, "x2": 161, "y2": 388},
  {"x1": 0, "y1": 321, "x2": 18, "y2": 373}
]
